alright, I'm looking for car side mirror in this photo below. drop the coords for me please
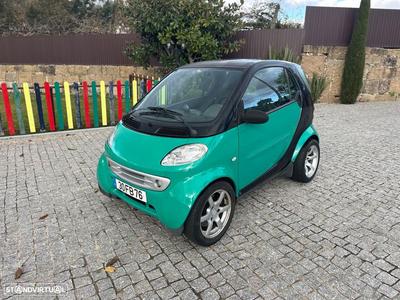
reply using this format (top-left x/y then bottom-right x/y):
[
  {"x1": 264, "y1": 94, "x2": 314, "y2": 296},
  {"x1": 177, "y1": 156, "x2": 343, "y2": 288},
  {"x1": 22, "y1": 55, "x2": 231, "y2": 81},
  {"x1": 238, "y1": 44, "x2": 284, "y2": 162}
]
[{"x1": 241, "y1": 110, "x2": 269, "y2": 124}]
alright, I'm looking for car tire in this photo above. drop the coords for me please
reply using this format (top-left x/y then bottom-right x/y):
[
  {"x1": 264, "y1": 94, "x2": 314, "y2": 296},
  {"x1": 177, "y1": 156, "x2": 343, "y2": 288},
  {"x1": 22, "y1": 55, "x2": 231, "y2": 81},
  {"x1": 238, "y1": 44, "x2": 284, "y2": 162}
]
[
  {"x1": 292, "y1": 139, "x2": 320, "y2": 183},
  {"x1": 184, "y1": 181, "x2": 235, "y2": 246}
]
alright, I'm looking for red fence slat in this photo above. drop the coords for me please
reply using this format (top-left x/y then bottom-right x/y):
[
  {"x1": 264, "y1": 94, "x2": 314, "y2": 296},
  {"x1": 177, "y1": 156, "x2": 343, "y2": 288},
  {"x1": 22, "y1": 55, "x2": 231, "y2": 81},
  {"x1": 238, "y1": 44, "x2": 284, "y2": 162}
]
[
  {"x1": 44, "y1": 82, "x2": 55, "y2": 131},
  {"x1": 1, "y1": 83, "x2": 15, "y2": 135},
  {"x1": 82, "y1": 81, "x2": 91, "y2": 128},
  {"x1": 147, "y1": 79, "x2": 152, "y2": 92},
  {"x1": 117, "y1": 80, "x2": 122, "y2": 121}
]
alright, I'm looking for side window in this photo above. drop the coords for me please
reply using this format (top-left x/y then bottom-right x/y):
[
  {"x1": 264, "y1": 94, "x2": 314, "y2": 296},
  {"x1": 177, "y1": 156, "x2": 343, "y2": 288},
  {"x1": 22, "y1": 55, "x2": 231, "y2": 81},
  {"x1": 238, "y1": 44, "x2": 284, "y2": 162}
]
[
  {"x1": 287, "y1": 71, "x2": 299, "y2": 103},
  {"x1": 243, "y1": 67, "x2": 291, "y2": 113},
  {"x1": 295, "y1": 65, "x2": 311, "y2": 92}
]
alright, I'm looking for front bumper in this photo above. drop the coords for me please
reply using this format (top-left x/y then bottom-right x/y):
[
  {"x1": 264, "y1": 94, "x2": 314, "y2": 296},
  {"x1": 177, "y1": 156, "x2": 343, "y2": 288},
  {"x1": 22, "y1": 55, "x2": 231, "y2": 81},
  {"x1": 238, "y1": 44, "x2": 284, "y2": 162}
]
[
  {"x1": 97, "y1": 152, "x2": 196, "y2": 230},
  {"x1": 98, "y1": 181, "x2": 184, "y2": 236}
]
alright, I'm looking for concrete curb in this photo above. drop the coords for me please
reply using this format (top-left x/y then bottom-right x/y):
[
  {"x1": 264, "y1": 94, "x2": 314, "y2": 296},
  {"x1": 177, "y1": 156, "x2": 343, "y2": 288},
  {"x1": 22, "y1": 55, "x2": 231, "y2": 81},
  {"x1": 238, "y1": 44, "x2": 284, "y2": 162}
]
[{"x1": 0, "y1": 126, "x2": 113, "y2": 141}]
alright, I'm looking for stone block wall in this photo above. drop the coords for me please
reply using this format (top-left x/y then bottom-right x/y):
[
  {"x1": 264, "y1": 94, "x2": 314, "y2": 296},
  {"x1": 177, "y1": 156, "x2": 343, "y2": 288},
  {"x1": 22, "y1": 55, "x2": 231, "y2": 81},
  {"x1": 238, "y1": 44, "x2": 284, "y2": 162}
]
[
  {"x1": 301, "y1": 45, "x2": 400, "y2": 103},
  {"x1": 0, "y1": 64, "x2": 167, "y2": 88}
]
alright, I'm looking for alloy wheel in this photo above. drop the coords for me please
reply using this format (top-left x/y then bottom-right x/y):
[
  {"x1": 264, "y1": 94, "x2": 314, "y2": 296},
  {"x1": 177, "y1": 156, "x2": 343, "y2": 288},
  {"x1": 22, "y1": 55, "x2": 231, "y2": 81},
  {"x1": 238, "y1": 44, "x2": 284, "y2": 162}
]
[
  {"x1": 304, "y1": 145, "x2": 319, "y2": 178},
  {"x1": 200, "y1": 189, "x2": 232, "y2": 239}
]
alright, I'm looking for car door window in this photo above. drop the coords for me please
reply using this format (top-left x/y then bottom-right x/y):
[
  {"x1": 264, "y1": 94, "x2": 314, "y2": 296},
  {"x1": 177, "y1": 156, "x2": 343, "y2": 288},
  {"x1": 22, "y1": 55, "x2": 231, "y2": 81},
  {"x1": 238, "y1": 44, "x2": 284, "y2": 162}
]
[
  {"x1": 287, "y1": 71, "x2": 299, "y2": 102},
  {"x1": 243, "y1": 67, "x2": 292, "y2": 113}
]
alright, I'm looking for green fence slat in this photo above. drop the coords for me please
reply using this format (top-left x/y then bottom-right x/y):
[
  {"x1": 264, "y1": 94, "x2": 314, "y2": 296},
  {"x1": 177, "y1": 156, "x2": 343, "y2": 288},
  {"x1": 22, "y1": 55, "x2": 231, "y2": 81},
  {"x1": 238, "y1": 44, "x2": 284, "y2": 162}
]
[
  {"x1": 54, "y1": 82, "x2": 64, "y2": 130},
  {"x1": 124, "y1": 81, "x2": 130, "y2": 113},
  {"x1": 12, "y1": 83, "x2": 25, "y2": 135},
  {"x1": 92, "y1": 81, "x2": 99, "y2": 127}
]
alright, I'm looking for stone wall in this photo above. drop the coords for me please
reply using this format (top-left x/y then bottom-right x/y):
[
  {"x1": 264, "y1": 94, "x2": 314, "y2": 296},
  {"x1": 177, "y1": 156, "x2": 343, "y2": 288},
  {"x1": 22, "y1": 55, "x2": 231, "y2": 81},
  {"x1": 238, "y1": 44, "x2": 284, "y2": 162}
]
[
  {"x1": 301, "y1": 45, "x2": 400, "y2": 103},
  {"x1": 3, "y1": 50, "x2": 399, "y2": 103},
  {"x1": 0, "y1": 64, "x2": 166, "y2": 88}
]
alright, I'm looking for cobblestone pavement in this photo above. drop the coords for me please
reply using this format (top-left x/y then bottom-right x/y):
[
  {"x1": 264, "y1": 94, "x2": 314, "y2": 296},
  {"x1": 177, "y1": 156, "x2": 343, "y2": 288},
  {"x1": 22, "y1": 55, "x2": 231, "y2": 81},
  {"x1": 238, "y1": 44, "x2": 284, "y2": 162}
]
[{"x1": 1, "y1": 101, "x2": 400, "y2": 300}]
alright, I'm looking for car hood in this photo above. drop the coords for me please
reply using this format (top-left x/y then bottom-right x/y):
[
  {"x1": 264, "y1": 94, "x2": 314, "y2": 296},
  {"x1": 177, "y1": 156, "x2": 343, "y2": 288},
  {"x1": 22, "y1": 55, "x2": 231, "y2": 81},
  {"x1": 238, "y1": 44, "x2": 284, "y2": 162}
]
[{"x1": 105, "y1": 122, "x2": 190, "y2": 176}]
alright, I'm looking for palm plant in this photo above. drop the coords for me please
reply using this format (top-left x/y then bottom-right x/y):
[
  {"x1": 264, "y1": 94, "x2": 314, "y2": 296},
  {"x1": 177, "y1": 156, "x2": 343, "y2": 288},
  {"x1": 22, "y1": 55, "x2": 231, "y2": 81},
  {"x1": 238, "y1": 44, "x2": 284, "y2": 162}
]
[
  {"x1": 268, "y1": 45, "x2": 301, "y2": 64},
  {"x1": 309, "y1": 73, "x2": 330, "y2": 102}
]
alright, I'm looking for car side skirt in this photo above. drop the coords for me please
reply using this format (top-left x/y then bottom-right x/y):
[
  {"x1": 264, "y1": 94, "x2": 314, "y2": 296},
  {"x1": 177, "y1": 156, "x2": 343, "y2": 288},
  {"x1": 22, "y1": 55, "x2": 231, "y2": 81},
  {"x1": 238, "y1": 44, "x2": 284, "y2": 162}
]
[{"x1": 238, "y1": 162, "x2": 293, "y2": 197}]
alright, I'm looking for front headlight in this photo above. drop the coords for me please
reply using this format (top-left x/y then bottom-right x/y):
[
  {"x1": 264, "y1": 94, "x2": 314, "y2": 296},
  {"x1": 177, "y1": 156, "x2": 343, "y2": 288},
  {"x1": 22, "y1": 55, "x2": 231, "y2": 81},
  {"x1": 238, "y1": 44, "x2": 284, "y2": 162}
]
[
  {"x1": 161, "y1": 144, "x2": 208, "y2": 166},
  {"x1": 107, "y1": 126, "x2": 117, "y2": 148}
]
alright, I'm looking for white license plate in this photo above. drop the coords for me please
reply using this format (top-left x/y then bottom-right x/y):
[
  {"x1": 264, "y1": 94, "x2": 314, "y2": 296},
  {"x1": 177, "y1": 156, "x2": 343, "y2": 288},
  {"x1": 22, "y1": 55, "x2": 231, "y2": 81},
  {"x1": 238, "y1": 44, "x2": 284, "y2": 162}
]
[{"x1": 114, "y1": 178, "x2": 147, "y2": 203}]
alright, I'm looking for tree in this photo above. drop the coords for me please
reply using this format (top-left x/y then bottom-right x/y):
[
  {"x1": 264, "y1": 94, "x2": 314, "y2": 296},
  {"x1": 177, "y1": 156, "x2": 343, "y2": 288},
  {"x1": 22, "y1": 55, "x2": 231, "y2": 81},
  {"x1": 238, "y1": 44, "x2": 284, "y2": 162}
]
[
  {"x1": 340, "y1": 0, "x2": 371, "y2": 104},
  {"x1": 0, "y1": 0, "x2": 121, "y2": 36},
  {"x1": 123, "y1": 0, "x2": 245, "y2": 69},
  {"x1": 242, "y1": 1, "x2": 301, "y2": 30}
]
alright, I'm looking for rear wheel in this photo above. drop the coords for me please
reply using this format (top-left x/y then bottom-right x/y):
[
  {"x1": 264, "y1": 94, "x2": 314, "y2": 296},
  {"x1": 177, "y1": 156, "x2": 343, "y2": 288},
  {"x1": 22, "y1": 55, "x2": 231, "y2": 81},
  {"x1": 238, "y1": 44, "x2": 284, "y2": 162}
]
[
  {"x1": 292, "y1": 139, "x2": 320, "y2": 183},
  {"x1": 184, "y1": 181, "x2": 235, "y2": 246}
]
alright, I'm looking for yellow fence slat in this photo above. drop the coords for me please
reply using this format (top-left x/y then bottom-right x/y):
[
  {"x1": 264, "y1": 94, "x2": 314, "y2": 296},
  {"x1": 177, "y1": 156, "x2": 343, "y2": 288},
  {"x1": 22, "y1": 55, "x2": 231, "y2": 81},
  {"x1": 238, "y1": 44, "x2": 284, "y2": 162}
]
[
  {"x1": 132, "y1": 80, "x2": 138, "y2": 106},
  {"x1": 64, "y1": 82, "x2": 73, "y2": 129},
  {"x1": 23, "y1": 83, "x2": 36, "y2": 133},
  {"x1": 100, "y1": 81, "x2": 107, "y2": 125}
]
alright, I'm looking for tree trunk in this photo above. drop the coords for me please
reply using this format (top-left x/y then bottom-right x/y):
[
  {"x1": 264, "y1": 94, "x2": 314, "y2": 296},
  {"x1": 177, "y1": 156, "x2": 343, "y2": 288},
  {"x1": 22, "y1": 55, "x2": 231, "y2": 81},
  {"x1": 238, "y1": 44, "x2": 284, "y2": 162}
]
[
  {"x1": 188, "y1": 53, "x2": 194, "y2": 64},
  {"x1": 270, "y1": 4, "x2": 280, "y2": 29}
]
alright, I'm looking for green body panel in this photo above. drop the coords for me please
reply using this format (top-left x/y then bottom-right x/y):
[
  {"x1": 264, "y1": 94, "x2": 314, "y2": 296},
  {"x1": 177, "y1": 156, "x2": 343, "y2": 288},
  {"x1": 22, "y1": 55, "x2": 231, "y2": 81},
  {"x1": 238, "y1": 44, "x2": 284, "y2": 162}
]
[
  {"x1": 238, "y1": 101, "x2": 301, "y2": 189},
  {"x1": 97, "y1": 122, "x2": 239, "y2": 229},
  {"x1": 291, "y1": 124, "x2": 319, "y2": 162}
]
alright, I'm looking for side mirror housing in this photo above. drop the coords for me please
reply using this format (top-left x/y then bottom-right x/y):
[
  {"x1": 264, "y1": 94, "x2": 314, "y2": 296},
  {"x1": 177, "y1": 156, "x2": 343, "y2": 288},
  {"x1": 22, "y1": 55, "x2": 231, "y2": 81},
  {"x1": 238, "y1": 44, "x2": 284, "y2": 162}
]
[{"x1": 241, "y1": 110, "x2": 269, "y2": 124}]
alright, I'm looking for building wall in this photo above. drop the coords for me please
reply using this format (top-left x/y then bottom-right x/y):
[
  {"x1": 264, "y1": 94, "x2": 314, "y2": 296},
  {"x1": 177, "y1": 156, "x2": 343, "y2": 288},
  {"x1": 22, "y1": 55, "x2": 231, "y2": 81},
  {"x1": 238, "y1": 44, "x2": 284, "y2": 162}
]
[
  {"x1": 302, "y1": 45, "x2": 400, "y2": 103},
  {"x1": 0, "y1": 64, "x2": 166, "y2": 87}
]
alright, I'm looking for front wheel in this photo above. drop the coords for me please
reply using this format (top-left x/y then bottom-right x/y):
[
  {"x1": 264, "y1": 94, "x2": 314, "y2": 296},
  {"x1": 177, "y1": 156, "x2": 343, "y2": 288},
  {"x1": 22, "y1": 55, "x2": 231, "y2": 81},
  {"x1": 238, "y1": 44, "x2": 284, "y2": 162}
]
[
  {"x1": 184, "y1": 181, "x2": 235, "y2": 246},
  {"x1": 292, "y1": 139, "x2": 320, "y2": 183}
]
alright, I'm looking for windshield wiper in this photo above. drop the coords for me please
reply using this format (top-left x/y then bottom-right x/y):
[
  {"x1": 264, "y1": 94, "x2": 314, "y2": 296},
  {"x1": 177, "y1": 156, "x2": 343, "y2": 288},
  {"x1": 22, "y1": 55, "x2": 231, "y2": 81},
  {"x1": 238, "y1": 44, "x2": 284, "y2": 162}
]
[{"x1": 139, "y1": 106, "x2": 198, "y2": 137}]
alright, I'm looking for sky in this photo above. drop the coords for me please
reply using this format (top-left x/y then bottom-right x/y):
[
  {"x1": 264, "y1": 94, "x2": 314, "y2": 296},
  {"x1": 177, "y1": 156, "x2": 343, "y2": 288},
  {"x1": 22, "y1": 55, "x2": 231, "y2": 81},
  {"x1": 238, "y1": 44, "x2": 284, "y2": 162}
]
[{"x1": 227, "y1": 0, "x2": 400, "y2": 23}]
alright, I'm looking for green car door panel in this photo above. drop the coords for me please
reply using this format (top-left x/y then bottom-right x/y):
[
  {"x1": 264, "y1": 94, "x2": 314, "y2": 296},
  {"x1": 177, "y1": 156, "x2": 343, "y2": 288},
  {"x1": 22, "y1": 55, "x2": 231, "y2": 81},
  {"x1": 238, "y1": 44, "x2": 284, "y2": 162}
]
[
  {"x1": 291, "y1": 124, "x2": 319, "y2": 163},
  {"x1": 238, "y1": 101, "x2": 301, "y2": 190},
  {"x1": 97, "y1": 124, "x2": 239, "y2": 229}
]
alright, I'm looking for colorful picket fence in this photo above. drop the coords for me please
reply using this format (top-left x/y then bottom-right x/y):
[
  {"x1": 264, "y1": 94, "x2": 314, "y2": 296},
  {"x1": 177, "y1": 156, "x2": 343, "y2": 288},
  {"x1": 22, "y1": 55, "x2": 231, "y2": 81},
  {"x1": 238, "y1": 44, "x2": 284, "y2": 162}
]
[{"x1": 0, "y1": 75, "x2": 162, "y2": 136}]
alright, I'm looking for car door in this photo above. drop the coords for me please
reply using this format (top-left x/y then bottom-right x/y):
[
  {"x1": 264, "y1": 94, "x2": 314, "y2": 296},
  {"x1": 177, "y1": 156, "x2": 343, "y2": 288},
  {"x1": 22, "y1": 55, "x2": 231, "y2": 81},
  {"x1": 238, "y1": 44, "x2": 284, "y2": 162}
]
[{"x1": 238, "y1": 67, "x2": 302, "y2": 190}]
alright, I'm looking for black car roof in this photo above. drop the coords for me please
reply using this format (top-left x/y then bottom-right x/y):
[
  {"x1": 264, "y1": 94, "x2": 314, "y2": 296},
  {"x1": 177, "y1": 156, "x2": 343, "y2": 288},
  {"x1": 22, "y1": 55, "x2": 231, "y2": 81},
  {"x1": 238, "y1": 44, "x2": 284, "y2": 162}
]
[{"x1": 179, "y1": 59, "x2": 299, "y2": 70}]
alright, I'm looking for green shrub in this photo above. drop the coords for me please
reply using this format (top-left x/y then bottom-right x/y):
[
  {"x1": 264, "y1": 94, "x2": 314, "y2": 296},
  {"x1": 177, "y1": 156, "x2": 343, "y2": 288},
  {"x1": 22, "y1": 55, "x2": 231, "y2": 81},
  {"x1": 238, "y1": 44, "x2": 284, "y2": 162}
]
[
  {"x1": 268, "y1": 45, "x2": 301, "y2": 64},
  {"x1": 340, "y1": 0, "x2": 371, "y2": 104},
  {"x1": 309, "y1": 73, "x2": 330, "y2": 103}
]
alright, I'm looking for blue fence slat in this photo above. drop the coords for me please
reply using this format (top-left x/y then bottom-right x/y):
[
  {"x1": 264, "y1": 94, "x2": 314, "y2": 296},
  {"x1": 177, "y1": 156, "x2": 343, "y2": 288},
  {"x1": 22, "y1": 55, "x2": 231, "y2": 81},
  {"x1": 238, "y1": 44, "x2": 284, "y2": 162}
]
[
  {"x1": 34, "y1": 83, "x2": 46, "y2": 132},
  {"x1": 73, "y1": 82, "x2": 82, "y2": 129},
  {"x1": 140, "y1": 80, "x2": 145, "y2": 99}
]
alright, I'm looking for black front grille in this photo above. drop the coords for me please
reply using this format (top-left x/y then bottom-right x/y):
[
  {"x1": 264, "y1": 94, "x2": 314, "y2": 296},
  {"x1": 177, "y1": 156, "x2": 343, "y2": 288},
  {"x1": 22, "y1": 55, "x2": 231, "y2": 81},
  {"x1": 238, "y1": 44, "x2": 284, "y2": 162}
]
[
  {"x1": 156, "y1": 128, "x2": 190, "y2": 137},
  {"x1": 123, "y1": 118, "x2": 141, "y2": 130}
]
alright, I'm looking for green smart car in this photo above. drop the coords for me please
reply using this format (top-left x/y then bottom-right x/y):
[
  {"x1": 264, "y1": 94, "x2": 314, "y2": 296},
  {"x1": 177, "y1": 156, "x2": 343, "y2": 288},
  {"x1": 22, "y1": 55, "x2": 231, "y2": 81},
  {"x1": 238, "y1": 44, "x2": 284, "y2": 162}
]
[{"x1": 97, "y1": 60, "x2": 320, "y2": 246}]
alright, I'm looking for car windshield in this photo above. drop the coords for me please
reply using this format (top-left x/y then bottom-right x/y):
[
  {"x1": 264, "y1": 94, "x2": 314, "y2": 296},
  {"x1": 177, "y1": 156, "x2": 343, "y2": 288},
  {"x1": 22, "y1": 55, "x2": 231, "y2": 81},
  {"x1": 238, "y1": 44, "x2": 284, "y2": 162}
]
[{"x1": 133, "y1": 68, "x2": 243, "y2": 123}]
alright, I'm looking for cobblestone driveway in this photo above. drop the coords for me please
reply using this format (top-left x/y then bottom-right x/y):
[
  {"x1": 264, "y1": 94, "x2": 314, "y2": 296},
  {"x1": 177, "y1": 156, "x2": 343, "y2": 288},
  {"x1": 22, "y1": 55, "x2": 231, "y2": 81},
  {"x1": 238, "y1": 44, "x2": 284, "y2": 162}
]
[{"x1": 1, "y1": 101, "x2": 400, "y2": 300}]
